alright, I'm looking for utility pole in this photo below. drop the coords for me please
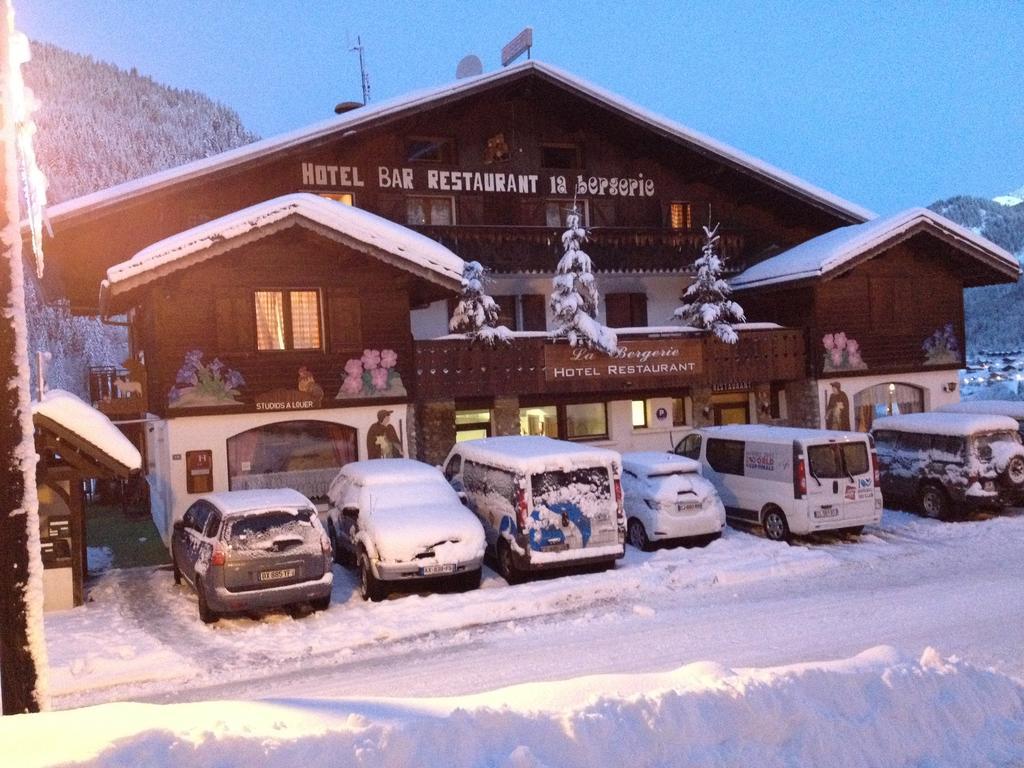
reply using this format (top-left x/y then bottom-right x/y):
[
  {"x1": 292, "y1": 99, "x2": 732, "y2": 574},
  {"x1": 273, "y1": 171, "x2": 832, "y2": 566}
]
[{"x1": 0, "y1": 0, "x2": 47, "y2": 715}]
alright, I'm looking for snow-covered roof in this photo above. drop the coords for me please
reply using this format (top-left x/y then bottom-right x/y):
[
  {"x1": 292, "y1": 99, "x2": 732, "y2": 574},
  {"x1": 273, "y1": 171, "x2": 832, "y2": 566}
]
[
  {"x1": 730, "y1": 208, "x2": 1020, "y2": 291},
  {"x1": 196, "y1": 488, "x2": 316, "y2": 516},
  {"x1": 872, "y1": 412, "x2": 1021, "y2": 437},
  {"x1": 698, "y1": 424, "x2": 870, "y2": 444},
  {"x1": 101, "y1": 193, "x2": 464, "y2": 301},
  {"x1": 32, "y1": 389, "x2": 142, "y2": 472},
  {"x1": 453, "y1": 436, "x2": 621, "y2": 473},
  {"x1": 337, "y1": 458, "x2": 444, "y2": 486},
  {"x1": 621, "y1": 451, "x2": 701, "y2": 476},
  {"x1": 44, "y1": 61, "x2": 873, "y2": 228},
  {"x1": 936, "y1": 400, "x2": 1024, "y2": 421}
]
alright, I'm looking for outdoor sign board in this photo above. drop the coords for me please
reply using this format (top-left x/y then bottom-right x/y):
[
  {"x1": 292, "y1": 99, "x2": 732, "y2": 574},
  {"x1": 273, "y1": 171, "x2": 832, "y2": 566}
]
[{"x1": 543, "y1": 338, "x2": 704, "y2": 383}]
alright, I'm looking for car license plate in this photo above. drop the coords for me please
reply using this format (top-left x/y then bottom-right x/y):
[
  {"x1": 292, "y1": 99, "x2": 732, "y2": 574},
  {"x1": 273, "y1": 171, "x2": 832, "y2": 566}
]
[
  {"x1": 813, "y1": 506, "x2": 839, "y2": 519},
  {"x1": 677, "y1": 502, "x2": 702, "y2": 514},
  {"x1": 420, "y1": 563, "x2": 455, "y2": 576},
  {"x1": 259, "y1": 567, "x2": 295, "y2": 582}
]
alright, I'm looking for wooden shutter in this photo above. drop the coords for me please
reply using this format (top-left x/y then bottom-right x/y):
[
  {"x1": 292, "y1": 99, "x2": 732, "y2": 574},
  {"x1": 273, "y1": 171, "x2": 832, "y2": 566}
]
[
  {"x1": 605, "y1": 292, "x2": 648, "y2": 328},
  {"x1": 329, "y1": 294, "x2": 362, "y2": 353},
  {"x1": 521, "y1": 294, "x2": 547, "y2": 331},
  {"x1": 215, "y1": 295, "x2": 254, "y2": 353}
]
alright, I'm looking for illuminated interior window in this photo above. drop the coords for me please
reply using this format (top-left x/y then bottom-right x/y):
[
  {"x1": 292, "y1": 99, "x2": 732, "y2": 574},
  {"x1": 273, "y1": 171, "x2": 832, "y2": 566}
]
[
  {"x1": 407, "y1": 196, "x2": 455, "y2": 225},
  {"x1": 255, "y1": 289, "x2": 323, "y2": 351},
  {"x1": 319, "y1": 192, "x2": 354, "y2": 206},
  {"x1": 631, "y1": 400, "x2": 648, "y2": 428},
  {"x1": 670, "y1": 202, "x2": 692, "y2": 230}
]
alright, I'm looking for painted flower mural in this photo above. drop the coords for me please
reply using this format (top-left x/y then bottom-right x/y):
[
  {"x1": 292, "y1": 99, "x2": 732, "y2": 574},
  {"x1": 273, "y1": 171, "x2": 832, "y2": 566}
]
[
  {"x1": 923, "y1": 323, "x2": 960, "y2": 365},
  {"x1": 168, "y1": 349, "x2": 245, "y2": 408},
  {"x1": 336, "y1": 348, "x2": 406, "y2": 399},
  {"x1": 822, "y1": 332, "x2": 867, "y2": 373}
]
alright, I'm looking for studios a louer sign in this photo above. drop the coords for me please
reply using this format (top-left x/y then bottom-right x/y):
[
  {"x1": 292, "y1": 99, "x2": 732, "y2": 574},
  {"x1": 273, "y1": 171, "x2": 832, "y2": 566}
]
[{"x1": 544, "y1": 339, "x2": 704, "y2": 382}]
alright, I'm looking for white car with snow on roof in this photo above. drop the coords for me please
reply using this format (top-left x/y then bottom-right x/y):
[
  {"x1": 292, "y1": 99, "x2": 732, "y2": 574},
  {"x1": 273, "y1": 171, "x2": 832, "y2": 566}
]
[
  {"x1": 443, "y1": 436, "x2": 626, "y2": 584},
  {"x1": 325, "y1": 459, "x2": 485, "y2": 601},
  {"x1": 675, "y1": 425, "x2": 883, "y2": 541},
  {"x1": 936, "y1": 400, "x2": 1024, "y2": 436},
  {"x1": 871, "y1": 412, "x2": 1024, "y2": 519},
  {"x1": 620, "y1": 452, "x2": 725, "y2": 550}
]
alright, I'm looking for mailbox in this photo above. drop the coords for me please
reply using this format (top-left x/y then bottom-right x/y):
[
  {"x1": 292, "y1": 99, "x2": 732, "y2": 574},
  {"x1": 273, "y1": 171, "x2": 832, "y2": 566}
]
[{"x1": 186, "y1": 450, "x2": 214, "y2": 494}]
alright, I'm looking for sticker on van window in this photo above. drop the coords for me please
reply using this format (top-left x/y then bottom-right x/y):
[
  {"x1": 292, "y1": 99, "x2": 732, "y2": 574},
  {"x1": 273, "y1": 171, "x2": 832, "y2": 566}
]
[
  {"x1": 858, "y1": 478, "x2": 872, "y2": 489},
  {"x1": 743, "y1": 442, "x2": 792, "y2": 481}
]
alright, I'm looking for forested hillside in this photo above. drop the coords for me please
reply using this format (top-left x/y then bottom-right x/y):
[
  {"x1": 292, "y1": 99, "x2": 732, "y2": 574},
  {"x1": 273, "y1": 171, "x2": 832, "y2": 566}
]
[
  {"x1": 22, "y1": 42, "x2": 258, "y2": 396},
  {"x1": 929, "y1": 194, "x2": 1024, "y2": 353}
]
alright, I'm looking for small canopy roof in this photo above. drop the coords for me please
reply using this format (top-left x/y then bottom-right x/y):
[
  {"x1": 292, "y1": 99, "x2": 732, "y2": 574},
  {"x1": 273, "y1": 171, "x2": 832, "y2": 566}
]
[
  {"x1": 100, "y1": 193, "x2": 464, "y2": 312},
  {"x1": 33, "y1": 389, "x2": 141, "y2": 476},
  {"x1": 730, "y1": 208, "x2": 1020, "y2": 292}
]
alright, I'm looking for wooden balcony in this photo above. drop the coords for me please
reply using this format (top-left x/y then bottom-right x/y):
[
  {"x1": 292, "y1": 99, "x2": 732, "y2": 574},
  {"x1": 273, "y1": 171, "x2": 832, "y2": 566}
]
[
  {"x1": 414, "y1": 326, "x2": 806, "y2": 401},
  {"x1": 409, "y1": 225, "x2": 754, "y2": 273}
]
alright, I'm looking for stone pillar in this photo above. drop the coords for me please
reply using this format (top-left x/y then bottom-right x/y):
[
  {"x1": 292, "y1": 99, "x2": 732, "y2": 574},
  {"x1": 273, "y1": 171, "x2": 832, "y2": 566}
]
[
  {"x1": 691, "y1": 386, "x2": 714, "y2": 428},
  {"x1": 784, "y1": 379, "x2": 821, "y2": 429},
  {"x1": 491, "y1": 397, "x2": 520, "y2": 436},
  {"x1": 410, "y1": 400, "x2": 456, "y2": 466}
]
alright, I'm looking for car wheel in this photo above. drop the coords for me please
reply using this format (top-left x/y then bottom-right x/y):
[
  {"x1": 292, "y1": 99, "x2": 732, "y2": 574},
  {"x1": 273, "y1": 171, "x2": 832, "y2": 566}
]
[
  {"x1": 627, "y1": 518, "x2": 651, "y2": 551},
  {"x1": 918, "y1": 484, "x2": 951, "y2": 520},
  {"x1": 1005, "y1": 456, "x2": 1024, "y2": 486},
  {"x1": 310, "y1": 595, "x2": 331, "y2": 612},
  {"x1": 762, "y1": 507, "x2": 791, "y2": 543},
  {"x1": 171, "y1": 555, "x2": 182, "y2": 585},
  {"x1": 456, "y1": 568, "x2": 482, "y2": 592},
  {"x1": 496, "y1": 540, "x2": 524, "y2": 585},
  {"x1": 358, "y1": 551, "x2": 386, "y2": 602},
  {"x1": 195, "y1": 578, "x2": 218, "y2": 624}
]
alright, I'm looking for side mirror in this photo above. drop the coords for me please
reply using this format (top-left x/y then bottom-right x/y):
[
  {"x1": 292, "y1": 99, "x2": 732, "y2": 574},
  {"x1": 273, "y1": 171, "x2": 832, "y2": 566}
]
[{"x1": 342, "y1": 504, "x2": 359, "y2": 520}]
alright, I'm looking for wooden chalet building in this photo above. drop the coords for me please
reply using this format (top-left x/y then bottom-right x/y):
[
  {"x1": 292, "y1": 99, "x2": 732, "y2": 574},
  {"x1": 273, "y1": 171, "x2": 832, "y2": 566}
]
[{"x1": 35, "y1": 61, "x2": 1018, "y2": 532}]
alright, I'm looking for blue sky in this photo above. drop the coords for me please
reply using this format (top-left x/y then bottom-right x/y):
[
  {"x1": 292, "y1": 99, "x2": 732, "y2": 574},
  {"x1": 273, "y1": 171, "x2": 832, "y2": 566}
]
[{"x1": 15, "y1": 0, "x2": 1024, "y2": 216}]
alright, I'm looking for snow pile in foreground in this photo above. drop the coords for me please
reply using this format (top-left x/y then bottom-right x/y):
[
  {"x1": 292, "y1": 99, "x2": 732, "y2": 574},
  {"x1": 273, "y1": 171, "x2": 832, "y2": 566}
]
[{"x1": 7, "y1": 646, "x2": 1022, "y2": 768}]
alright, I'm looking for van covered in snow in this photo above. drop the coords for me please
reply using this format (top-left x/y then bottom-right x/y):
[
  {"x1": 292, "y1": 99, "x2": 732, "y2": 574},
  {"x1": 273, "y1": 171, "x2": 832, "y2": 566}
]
[
  {"x1": 872, "y1": 412, "x2": 1024, "y2": 519},
  {"x1": 443, "y1": 436, "x2": 626, "y2": 583},
  {"x1": 674, "y1": 425, "x2": 883, "y2": 541},
  {"x1": 935, "y1": 400, "x2": 1024, "y2": 436}
]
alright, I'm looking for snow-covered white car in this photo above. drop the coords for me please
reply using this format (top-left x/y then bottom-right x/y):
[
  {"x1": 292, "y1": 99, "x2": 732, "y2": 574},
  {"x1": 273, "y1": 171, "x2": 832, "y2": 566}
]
[
  {"x1": 325, "y1": 459, "x2": 485, "y2": 601},
  {"x1": 620, "y1": 452, "x2": 725, "y2": 550},
  {"x1": 171, "y1": 489, "x2": 334, "y2": 624},
  {"x1": 872, "y1": 412, "x2": 1024, "y2": 519}
]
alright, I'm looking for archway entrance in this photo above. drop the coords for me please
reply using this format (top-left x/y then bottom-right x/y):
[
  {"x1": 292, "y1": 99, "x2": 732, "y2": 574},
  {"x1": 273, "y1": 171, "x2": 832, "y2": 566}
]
[{"x1": 853, "y1": 382, "x2": 924, "y2": 431}]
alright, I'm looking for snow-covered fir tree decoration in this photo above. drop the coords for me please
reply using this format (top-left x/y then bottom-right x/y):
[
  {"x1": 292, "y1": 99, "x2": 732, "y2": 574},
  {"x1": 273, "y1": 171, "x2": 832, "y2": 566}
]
[
  {"x1": 448, "y1": 260, "x2": 511, "y2": 346},
  {"x1": 673, "y1": 223, "x2": 746, "y2": 344},
  {"x1": 549, "y1": 205, "x2": 618, "y2": 354}
]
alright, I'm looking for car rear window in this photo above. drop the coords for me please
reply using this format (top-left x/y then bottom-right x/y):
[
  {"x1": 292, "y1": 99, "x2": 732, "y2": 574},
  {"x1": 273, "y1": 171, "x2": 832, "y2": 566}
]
[
  {"x1": 227, "y1": 509, "x2": 318, "y2": 549},
  {"x1": 531, "y1": 466, "x2": 611, "y2": 508},
  {"x1": 808, "y1": 443, "x2": 870, "y2": 478},
  {"x1": 841, "y1": 443, "x2": 869, "y2": 475}
]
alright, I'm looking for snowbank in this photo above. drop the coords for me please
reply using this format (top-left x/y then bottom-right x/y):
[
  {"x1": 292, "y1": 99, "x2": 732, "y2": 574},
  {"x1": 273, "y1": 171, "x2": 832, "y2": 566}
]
[{"x1": 4, "y1": 646, "x2": 1022, "y2": 768}]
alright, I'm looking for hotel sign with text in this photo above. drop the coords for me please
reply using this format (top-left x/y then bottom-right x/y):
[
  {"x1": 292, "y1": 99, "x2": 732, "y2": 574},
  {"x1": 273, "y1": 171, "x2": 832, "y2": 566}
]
[{"x1": 544, "y1": 339, "x2": 704, "y2": 383}]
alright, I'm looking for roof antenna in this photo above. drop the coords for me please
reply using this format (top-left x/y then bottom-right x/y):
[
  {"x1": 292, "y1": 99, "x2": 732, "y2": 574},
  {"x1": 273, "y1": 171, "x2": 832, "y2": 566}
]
[{"x1": 351, "y1": 35, "x2": 370, "y2": 104}]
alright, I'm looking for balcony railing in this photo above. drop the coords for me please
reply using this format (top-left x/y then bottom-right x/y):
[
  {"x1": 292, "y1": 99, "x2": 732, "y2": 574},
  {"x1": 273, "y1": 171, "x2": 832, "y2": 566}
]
[
  {"x1": 414, "y1": 326, "x2": 806, "y2": 400},
  {"x1": 408, "y1": 225, "x2": 755, "y2": 273}
]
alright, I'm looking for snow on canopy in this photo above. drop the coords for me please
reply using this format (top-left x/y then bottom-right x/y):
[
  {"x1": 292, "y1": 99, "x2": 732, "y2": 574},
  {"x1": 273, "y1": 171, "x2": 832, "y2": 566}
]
[
  {"x1": 32, "y1": 389, "x2": 141, "y2": 471},
  {"x1": 731, "y1": 208, "x2": 1020, "y2": 291},
  {"x1": 872, "y1": 412, "x2": 1021, "y2": 437},
  {"x1": 43, "y1": 61, "x2": 873, "y2": 229},
  {"x1": 102, "y1": 193, "x2": 464, "y2": 299}
]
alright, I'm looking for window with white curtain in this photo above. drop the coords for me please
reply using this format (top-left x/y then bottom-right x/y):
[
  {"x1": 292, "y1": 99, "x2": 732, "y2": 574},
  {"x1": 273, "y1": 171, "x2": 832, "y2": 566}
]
[{"x1": 255, "y1": 289, "x2": 322, "y2": 351}]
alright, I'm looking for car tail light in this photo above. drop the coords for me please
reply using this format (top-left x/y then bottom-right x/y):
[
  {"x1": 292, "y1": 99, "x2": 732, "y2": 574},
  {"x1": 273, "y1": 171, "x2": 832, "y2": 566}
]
[
  {"x1": 871, "y1": 450, "x2": 881, "y2": 487},
  {"x1": 515, "y1": 486, "x2": 529, "y2": 531},
  {"x1": 614, "y1": 478, "x2": 625, "y2": 522},
  {"x1": 794, "y1": 458, "x2": 807, "y2": 499},
  {"x1": 210, "y1": 548, "x2": 226, "y2": 567}
]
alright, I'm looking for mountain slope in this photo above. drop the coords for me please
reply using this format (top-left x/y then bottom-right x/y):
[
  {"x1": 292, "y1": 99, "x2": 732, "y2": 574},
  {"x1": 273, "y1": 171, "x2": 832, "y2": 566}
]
[{"x1": 929, "y1": 193, "x2": 1024, "y2": 353}]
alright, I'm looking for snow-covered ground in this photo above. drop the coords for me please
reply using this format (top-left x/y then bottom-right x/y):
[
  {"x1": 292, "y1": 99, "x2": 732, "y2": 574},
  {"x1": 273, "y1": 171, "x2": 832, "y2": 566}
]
[{"x1": 5, "y1": 509, "x2": 1024, "y2": 766}]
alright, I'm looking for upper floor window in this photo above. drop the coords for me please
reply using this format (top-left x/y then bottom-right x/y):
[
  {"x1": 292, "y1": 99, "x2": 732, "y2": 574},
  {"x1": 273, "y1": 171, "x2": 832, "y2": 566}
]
[
  {"x1": 319, "y1": 192, "x2": 354, "y2": 206},
  {"x1": 545, "y1": 199, "x2": 589, "y2": 228},
  {"x1": 406, "y1": 137, "x2": 455, "y2": 164},
  {"x1": 541, "y1": 143, "x2": 583, "y2": 169},
  {"x1": 605, "y1": 292, "x2": 648, "y2": 328},
  {"x1": 669, "y1": 201, "x2": 692, "y2": 230},
  {"x1": 255, "y1": 289, "x2": 323, "y2": 351},
  {"x1": 407, "y1": 196, "x2": 455, "y2": 225}
]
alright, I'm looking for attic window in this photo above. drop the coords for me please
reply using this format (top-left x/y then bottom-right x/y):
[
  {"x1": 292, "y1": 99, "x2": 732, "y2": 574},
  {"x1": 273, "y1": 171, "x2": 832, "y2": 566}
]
[
  {"x1": 255, "y1": 289, "x2": 323, "y2": 351},
  {"x1": 406, "y1": 137, "x2": 455, "y2": 164},
  {"x1": 541, "y1": 143, "x2": 583, "y2": 169}
]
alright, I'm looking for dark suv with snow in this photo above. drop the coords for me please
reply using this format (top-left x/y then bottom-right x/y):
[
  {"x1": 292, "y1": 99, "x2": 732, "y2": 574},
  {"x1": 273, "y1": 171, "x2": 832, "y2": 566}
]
[
  {"x1": 871, "y1": 412, "x2": 1024, "y2": 519},
  {"x1": 171, "y1": 489, "x2": 334, "y2": 623}
]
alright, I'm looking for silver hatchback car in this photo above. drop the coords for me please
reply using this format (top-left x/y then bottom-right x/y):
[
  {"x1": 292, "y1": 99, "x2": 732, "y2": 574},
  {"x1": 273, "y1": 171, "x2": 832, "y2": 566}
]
[{"x1": 171, "y1": 489, "x2": 334, "y2": 623}]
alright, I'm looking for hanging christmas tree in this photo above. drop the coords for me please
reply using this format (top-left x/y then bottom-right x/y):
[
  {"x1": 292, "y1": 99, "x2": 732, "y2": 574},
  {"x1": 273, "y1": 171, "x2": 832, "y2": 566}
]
[
  {"x1": 449, "y1": 260, "x2": 511, "y2": 346},
  {"x1": 549, "y1": 204, "x2": 617, "y2": 354},
  {"x1": 673, "y1": 223, "x2": 745, "y2": 344}
]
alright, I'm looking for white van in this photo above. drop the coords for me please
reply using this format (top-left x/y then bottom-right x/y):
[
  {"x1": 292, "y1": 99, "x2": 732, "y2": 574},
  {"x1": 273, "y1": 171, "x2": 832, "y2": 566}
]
[
  {"x1": 443, "y1": 436, "x2": 626, "y2": 583},
  {"x1": 674, "y1": 425, "x2": 883, "y2": 541}
]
